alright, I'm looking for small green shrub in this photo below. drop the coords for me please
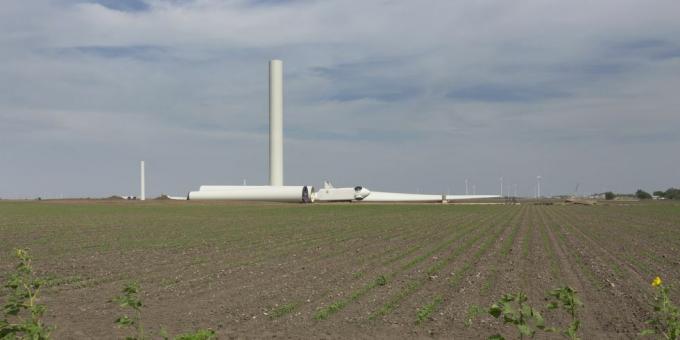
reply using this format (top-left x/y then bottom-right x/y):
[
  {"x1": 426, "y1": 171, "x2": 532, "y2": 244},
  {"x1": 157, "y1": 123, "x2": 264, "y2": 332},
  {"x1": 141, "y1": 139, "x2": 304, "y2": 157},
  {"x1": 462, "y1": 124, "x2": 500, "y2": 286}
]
[
  {"x1": 546, "y1": 286, "x2": 582, "y2": 339},
  {"x1": 113, "y1": 282, "x2": 145, "y2": 340},
  {"x1": 485, "y1": 287, "x2": 584, "y2": 339},
  {"x1": 112, "y1": 283, "x2": 216, "y2": 340},
  {"x1": 0, "y1": 248, "x2": 53, "y2": 339},
  {"x1": 641, "y1": 276, "x2": 680, "y2": 339},
  {"x1": 375, "y1": 275, "x2": 387, "y2": 286},
  {"x1": 488, "y1": 292, "x2": 545, "y2": 340}
]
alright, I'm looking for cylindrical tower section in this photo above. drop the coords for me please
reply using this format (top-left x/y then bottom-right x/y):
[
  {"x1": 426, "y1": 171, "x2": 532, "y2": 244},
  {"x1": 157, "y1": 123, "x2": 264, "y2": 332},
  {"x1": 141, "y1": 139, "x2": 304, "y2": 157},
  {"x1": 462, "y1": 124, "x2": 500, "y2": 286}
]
[
  {"x1": 140, "y1": 160, "x2": 146, "y2": 200},
  {"x1": 269, "y1": 60, "x2": 283, "y2": 186}
]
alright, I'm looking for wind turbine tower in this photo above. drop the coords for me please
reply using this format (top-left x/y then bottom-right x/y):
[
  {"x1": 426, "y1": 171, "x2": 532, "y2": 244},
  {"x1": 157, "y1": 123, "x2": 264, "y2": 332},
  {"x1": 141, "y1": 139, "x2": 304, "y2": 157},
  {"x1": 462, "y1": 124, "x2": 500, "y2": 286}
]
[
  {"x1": 465, "y1": 179, "x2": 469, "y2": 195},
  {"x1": 269, "y1": 59, "x2": 284, "y2": 186},
  {"x1": 536, "y1": 175, "x2": 542, "y2": 199},
  {"x1": 140, "y1": 161, "x2": 146, "y2": 201}
]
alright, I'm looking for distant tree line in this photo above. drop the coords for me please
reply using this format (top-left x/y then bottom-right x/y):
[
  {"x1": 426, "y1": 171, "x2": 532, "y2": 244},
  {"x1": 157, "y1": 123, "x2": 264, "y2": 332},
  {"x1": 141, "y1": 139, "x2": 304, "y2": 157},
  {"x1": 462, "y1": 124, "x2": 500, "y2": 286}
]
[
  {"x1": 603, "y1": 188, "x2": 679, "y2": 200},
  {"x1": 652, "y1": 188, "x2": 680, "y2": 200}
]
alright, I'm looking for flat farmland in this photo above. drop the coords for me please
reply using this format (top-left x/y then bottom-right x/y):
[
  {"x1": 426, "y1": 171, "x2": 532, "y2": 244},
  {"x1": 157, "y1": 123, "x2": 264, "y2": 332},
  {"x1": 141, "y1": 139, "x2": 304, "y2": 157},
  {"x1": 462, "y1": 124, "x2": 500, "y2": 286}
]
[{"x1": 1, "y1": 200, "x2": 680, "y2": 338}]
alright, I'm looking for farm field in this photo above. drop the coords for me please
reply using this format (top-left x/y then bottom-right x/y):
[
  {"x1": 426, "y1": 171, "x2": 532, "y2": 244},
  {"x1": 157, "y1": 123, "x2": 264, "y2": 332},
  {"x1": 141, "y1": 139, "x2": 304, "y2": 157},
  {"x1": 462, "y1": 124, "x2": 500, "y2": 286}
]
[{"x1": 1, "y1": 200, "x2": 680, "y2": 338}]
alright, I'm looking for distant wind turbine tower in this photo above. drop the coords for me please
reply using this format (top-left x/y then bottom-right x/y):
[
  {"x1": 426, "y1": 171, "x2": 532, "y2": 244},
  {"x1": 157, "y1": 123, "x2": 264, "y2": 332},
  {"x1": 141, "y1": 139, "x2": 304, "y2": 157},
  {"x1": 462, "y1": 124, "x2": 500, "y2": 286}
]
[
  {"x1": 500, "y1": 177, "x2": 503, "y2": 197},
  {"x1": 465, "y1": 179, "x2": 469, "y2": 195},
  {"x1": 536, "y1": 175, "x2": 542, "y2": 198},
  {"x1": 140, "y1": 160, "x2": 146, "y2": 201},
  {"x1": 269, "y1": 59, "x2": 284, "y2": 186}
]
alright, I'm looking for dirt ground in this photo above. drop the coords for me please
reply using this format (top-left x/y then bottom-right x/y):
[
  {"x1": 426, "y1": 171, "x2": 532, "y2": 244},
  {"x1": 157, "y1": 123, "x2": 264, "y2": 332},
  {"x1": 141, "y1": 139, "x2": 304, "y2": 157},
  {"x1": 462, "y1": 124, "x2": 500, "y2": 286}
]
[{"x1": 1, "y1": 200, "x2": 679, "y2": 339}]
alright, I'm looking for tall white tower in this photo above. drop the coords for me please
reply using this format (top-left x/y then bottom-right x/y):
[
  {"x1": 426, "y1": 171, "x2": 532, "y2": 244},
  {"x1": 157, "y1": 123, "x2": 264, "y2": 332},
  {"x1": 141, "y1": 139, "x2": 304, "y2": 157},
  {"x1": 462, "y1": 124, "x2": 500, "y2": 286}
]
[
  {"x1": 269, "y1": 60, "x2": 283, "y2": 186},
  {"x1": 140, "y1": 160, "x2": 146, "y2": 201}
]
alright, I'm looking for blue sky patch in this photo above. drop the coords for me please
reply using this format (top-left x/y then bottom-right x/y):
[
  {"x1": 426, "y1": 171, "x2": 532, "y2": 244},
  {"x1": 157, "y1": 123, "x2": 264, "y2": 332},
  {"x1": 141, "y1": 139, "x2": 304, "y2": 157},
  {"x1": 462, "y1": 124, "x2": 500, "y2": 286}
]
[
  {"x1": 447, "y1": 84, "x2": 568, "y2": 103},
  {"x1": 81, "y1": 0, "x2": 150, "y2": 12},
  {"x1": 67, "y1": 45, "x2": 167, "y2": 60}
]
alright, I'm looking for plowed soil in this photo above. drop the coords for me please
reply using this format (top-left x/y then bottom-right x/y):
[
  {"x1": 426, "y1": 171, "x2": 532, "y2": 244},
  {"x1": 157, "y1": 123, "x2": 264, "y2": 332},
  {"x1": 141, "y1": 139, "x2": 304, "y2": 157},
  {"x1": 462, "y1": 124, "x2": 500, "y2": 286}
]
[{"x1": 1, "y1": 200, "x2": 679, "y2": 339}]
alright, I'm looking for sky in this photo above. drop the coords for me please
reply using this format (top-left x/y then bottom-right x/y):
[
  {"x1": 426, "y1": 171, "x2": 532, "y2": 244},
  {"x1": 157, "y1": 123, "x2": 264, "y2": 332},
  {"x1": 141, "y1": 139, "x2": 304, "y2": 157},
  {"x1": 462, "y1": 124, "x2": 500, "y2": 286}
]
[{"x1": 1, "y1": 0, "x2": 680, "y2": 198}]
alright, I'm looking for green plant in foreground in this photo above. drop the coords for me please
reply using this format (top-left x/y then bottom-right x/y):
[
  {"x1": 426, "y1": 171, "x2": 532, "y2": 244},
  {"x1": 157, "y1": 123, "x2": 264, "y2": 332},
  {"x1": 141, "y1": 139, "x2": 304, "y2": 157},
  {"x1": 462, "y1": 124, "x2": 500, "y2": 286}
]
[
  {"x1": 113, "y1": 283, "x2": 216, "y2": 340},
  {"x1": 0, "y1": 248, "x2": 53, "y2": 339},
  {"x1": 415, "y1": 296, "x2": 442, "y2": 325},
  {"x1": 641, "y1": 276, "x2": 680, "y2": 339},
  {"x1": 375, "y1": 275, "x2": 387, "y2": 286},
  {"x1": 485, "y1": 286, "x2": 583, "y2": 340},
  {"x1": 113, "y1": 282, "x2": 145, "y2": 340},
  {"x1": 488, "y1": 292, "x2": 545, "y2": 340},
  {"x1": 545, "y1": 286, "x2": 582, "y2": 339}
]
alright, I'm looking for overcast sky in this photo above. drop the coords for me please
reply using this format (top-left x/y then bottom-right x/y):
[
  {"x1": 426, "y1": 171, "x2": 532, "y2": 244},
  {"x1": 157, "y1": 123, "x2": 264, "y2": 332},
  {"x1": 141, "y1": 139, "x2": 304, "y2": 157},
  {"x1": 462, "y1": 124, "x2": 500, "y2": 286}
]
[{"x1": 1, "y1": 0, "x2": 679, "y2": 198}]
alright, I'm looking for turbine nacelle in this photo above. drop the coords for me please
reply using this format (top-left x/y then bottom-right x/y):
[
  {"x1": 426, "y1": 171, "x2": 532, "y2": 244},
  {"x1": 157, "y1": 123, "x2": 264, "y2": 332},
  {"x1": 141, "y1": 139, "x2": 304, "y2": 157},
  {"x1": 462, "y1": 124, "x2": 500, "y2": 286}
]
[
  {"x1": 354, "y1": 186, "x2": 370, "y2": 200},
  {"x1": 315, "y1": 184, "x2": 372, "y2": 202}
]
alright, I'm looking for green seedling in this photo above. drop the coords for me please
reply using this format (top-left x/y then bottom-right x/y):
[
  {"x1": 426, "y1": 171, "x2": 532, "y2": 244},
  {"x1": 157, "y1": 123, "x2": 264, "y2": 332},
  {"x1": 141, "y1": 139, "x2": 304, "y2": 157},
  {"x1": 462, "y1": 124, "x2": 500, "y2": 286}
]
[
  {"x1": 173, "y1": 329, "x2": 216, "y2": 340},
  {"x1": 416, "y1": 296, "x2": 443, "y2": 324},
  {"x1": 465, "y1": 304, "x2": 483, "y2": 328},
  {"x1": 270, "y1": 303, "x2": 296, "y2": 318},
  {"x1": 314, "y1": 274, "x2": 389, "y2": 320}
]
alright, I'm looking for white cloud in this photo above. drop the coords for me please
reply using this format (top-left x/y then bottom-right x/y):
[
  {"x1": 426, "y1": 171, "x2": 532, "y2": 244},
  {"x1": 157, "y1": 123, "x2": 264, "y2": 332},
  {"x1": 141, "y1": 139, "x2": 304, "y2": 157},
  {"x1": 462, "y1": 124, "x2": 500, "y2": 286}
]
[{"x1": 1, "y1": 0, "x2": 680, "y2": 197}]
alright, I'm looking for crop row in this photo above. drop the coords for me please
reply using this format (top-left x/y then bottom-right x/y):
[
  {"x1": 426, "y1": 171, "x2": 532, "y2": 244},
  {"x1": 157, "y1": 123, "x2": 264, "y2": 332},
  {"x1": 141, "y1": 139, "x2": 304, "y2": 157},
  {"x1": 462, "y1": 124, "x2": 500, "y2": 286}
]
[
  {"x1": 370, "y1": 207, "x2": 519, "y2": 320},
  {"x1": 313, "y1": 207, "x2": 515, "y2": 320}
]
